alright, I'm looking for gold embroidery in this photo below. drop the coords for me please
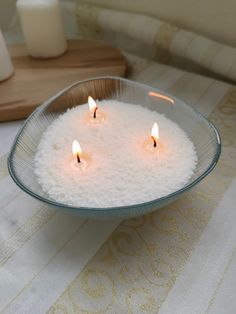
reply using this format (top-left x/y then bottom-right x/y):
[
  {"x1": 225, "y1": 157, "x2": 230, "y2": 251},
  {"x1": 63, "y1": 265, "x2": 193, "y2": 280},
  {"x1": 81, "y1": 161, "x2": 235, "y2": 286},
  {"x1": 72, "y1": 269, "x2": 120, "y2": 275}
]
[
  {"x1": 123, "y1": 215, "x2": 147, "y2": 229},
  {"x1": 119, "y1": 265, "x2": 141, "y2": 284},
  {"x1": 150, "y1": 213, "x2": 190, "y2": 241},
  {"x1": 139, "y1": 257, "x2": 175, "y2": 287},
  {"x1": 99, "y1": 244, "x2": 117, "y2": 267},
  {"x1": 48, "y1": 303, "x2": 68, "y2": 314},
  {"x1": 67, "y1": 268, "x2": 116, "y2": 313},
  {"x1": 0, "y1": 206, "x2": 56, "y2": 266},
  {"x1": 111, "y1": 229, "x2": 143, "y2": 256},
  {"x1": 126, "y1": 287, "x2": 157, "y2": 314}
]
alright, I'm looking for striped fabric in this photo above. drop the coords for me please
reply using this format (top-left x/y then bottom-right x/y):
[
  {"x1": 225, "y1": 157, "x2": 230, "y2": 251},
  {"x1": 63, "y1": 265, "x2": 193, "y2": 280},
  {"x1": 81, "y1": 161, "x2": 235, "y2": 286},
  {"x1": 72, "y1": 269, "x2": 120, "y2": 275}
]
[{"x1": 76, "y1": 4, "x2": 236, "y2": 83}]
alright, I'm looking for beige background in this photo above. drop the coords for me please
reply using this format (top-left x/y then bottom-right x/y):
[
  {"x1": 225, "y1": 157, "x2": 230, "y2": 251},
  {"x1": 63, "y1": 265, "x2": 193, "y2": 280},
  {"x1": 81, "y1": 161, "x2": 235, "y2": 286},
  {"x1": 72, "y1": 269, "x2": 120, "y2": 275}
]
[
  {"x1": 79, "y1": 0, "x2": 236, "y2": 47},
  {"x1": 1, "y1": 0, "x2": 236, "y2": 47}
]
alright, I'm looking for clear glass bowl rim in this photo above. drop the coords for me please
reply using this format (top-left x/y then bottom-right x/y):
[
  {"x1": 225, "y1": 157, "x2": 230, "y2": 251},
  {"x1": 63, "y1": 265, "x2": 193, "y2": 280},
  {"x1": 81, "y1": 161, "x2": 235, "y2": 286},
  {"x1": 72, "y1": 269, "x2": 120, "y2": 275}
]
[{"x1": 8, "y1": 76, "x2": 221, "y2": 214}]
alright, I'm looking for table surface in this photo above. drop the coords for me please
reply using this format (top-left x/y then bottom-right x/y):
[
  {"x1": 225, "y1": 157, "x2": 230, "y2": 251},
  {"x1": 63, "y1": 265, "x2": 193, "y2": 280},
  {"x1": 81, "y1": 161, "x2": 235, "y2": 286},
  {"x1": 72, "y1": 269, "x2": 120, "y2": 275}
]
[
  {"x1": 0, "y1": 120, "x2": 23, "y2": 155},
  {"x1": 0, "y1": 40, "x2": 127, "y2": 122}
]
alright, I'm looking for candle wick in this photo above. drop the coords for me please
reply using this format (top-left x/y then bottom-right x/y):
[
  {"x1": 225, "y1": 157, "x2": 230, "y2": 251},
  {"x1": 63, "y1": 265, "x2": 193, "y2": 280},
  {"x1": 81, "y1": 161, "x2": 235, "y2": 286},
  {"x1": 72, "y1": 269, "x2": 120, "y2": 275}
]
[
  {"x1": 77, "y1": 154, "x2": 81, "y2": 163},
  {"x1": 151, "y1": 136, "x2": 157, "y2": 147},
  {"x1": 94, "y1": 107, "x2": 98, "y2": 119}
]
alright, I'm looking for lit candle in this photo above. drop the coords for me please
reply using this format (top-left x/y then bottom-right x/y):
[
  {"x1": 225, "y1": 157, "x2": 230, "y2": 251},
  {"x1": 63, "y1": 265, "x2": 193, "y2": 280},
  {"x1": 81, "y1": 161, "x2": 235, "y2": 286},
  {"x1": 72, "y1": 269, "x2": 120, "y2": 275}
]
[
  {"x1": 143, "y1": 122, "x2": 160, "y2": 153},
  {"x1": 87, "y1": 96, "x2": 105, "y2": 123},
  {"x1": 71, "y1": 140, "x2": 89, "y2": 171},
  {"x1": 72, "y1": 140, "x2": 82, "y2": 163},
  {"x1": 88, "y1": 96, "x2": 98, "y2": 119},
  {"x1": 16, "y1": 0, "x2": 67, "y2": 58},
  {"x1": 0, "y1": 29, "x2": 14, "y2": 82},
  {"x1": 151, "y1": 122, "x2": 159, "y2": 148}
]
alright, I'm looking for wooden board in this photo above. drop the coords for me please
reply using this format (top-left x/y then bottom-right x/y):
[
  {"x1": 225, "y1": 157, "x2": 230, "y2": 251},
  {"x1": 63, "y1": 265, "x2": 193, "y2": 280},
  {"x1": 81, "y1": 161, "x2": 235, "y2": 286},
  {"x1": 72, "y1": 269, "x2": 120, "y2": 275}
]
[{"x1": 0, "y1": 40, "x2": 127, "y2": 122}]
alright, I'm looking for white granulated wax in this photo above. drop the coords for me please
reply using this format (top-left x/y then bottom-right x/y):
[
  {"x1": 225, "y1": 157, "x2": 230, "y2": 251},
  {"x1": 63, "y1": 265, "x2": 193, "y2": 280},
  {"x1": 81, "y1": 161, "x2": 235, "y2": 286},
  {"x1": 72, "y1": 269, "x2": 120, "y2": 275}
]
[{"x1": 35, "y1": 100, "x2": 197, "y2": 208}]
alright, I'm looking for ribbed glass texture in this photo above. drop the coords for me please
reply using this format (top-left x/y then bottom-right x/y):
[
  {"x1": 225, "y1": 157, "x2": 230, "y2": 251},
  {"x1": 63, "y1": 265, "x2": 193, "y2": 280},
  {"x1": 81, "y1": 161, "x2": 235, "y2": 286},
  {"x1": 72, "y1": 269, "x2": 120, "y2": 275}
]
[{"x1": 8, "y1": 77, "x2": 221, "y2": 219}]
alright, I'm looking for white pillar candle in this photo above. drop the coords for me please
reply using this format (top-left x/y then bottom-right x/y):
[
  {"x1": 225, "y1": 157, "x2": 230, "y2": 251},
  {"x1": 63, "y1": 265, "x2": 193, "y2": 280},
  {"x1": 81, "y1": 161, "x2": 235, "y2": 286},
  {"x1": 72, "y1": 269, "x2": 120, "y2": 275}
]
[
  {"x1": 0, "y1": 30, "x2": 14, "y2": 82},
  {"x1": 16, "y1": 0, "x2": 67, "y2": 58}
]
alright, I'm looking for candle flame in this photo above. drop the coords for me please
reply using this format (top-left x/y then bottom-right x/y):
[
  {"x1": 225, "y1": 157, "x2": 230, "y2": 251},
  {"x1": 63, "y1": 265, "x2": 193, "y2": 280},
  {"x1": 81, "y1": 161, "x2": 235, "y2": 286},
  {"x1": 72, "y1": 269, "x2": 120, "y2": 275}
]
[
  {"x1": 88, "y1": 96, "x2": 97, "y2": 112},
  {"x1": 72, "y1": 140, "x2": 82, "y2": 155},
  {"x1": 88, "y1": 96, "x2": 98, "y2": 119},
  {"x1": 151, "y1": 122, "x2": 159, "y2": 147}
]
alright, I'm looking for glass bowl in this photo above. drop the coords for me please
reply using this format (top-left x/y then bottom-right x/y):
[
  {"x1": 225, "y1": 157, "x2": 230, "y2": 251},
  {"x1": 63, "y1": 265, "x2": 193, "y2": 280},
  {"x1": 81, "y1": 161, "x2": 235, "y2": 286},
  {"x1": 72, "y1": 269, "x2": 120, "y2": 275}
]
[{"x1": 8, "y1": 77, "x2": 221, "y2": 219}]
